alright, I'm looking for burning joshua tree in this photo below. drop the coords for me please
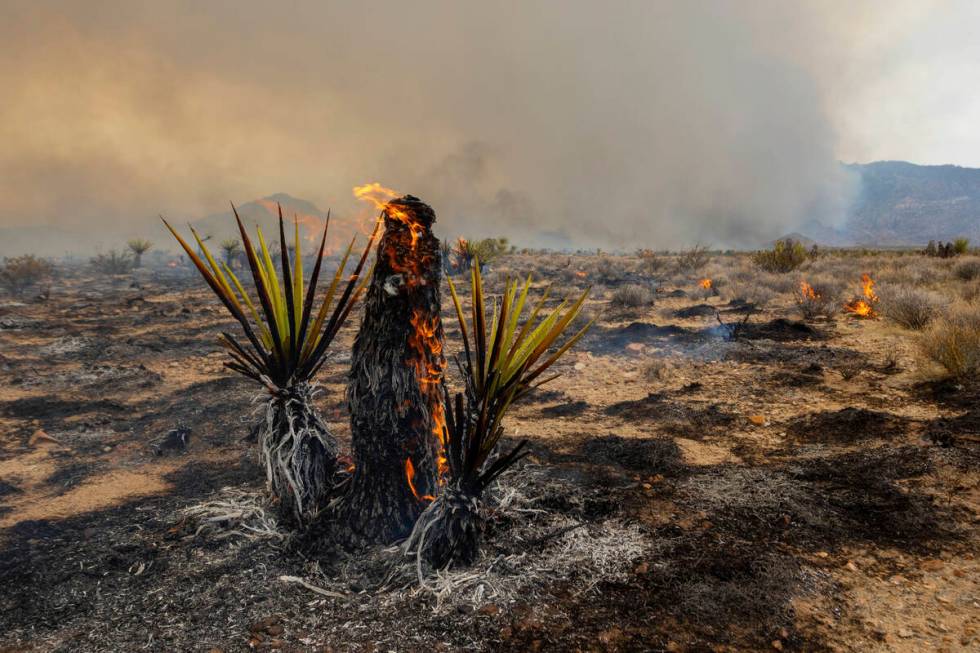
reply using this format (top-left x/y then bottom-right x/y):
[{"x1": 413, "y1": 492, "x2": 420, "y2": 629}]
[
  {"x1": 163, "y1": 208, "x2": 378, "y2": 526},
  {"x1": 346, "y1": 193, "x2": 447, "y2": 543}
]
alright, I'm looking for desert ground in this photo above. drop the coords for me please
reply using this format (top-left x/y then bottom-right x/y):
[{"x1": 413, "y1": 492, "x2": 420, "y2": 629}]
[{"x1": 1, "y1": 249, "x2": 978, "y2": 652}]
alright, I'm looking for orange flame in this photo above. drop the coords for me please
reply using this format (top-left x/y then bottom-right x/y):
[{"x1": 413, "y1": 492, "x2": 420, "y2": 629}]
[
  {"x1": 410, "y1": 309, "x2": 448, "y2": 480},
  {"x1": 404, "y1": 458, "x2": 435, "y2": 502},
  {"x1": 699, "y1": 278, "x2": 712, "y2": 290},
  {"x1": 799, "y1": 280, "x2": 819, "y2": 301},
  {"x1": 575, "y1": 270, "x2": 587, "y2": 278},
  {"x1": 353, "y1": 182, "x2": 421, "y2": 248},
  {"x1": 843, "y1": 273, "x2": 879, "y2": 318}
]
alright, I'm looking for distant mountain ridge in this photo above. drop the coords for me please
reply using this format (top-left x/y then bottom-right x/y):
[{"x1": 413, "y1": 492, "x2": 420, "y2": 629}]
[{"x1": 801, "y1": 161, "x2": 980, "y2": 247}]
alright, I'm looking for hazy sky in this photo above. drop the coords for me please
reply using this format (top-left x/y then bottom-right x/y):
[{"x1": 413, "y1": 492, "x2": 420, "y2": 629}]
[{"x1": 1, "y1": 0, "x2": 978, "y2": 251}]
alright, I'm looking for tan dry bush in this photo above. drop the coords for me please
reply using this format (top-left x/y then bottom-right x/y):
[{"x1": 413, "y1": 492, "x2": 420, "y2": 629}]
[
  {"x1": 919, "y1": 302, "x2": 980, "y2": 380},
  {"x1": 610, "y1": 284, "x2": 653, "y2": 308},
  {"x1": 0, "y1": 255, "x2": 54, "y2": 296},
  {"x1": 641, "y1": 357, "x2": 673, "y2": 383},
  {"x1": 794, "y1": 277, "x2": 842, "y2": 320},
  {"x1": 878, "y1": 284, "x2": 944, "y2": 330},
  {"x1": 722, "y1": 278, "x2": 775, "y2": 307},
  {"x1": 953, "y1": 258, "x2": 980, "y2": 281}
]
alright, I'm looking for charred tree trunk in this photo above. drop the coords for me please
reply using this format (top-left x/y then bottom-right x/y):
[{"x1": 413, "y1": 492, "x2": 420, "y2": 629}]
[{"x1": 346, "y1": 196, "x2": 446, "y2": 544}]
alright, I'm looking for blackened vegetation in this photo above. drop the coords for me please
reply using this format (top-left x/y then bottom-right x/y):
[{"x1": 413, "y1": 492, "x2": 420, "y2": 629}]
[
  {"x1": 786, "y1": 407, "x2": 911, "y2": 443},
  {"x1": 604, "y1": 392, "x2": 736, "y2": 439},
  {"x1": 346, "y1": 196, "x2": 445, "y2": 543}
]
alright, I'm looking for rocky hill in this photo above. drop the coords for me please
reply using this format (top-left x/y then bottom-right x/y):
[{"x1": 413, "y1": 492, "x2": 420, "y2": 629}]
[{"x1": 834, "y1": 161, "x2": 980, "y2": 246}]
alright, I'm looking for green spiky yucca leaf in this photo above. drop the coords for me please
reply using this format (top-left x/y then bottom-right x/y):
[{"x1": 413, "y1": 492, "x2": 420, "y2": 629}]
[
  {"x1": 162, "y1": 205, "x2": 379, "y2": 389},
  {"x1": 444, "y1": 261, "x2": 593, "y2": 492}
]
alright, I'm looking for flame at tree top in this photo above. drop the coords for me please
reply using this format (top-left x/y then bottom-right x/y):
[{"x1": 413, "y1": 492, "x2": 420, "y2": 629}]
[{"x1": 843, "y1": 273, "x2": 879, "y2": 318}]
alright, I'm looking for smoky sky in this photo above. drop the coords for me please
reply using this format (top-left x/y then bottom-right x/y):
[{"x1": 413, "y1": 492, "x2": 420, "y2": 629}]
[{"x1": 0, "y1": 0, "x2": 962, "y2": 253}]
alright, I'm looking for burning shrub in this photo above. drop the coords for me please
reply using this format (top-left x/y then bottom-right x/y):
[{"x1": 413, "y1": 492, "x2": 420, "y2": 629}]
[
  {"x1": 163, "y1": 206, "x2": 378, "y2": 526},
  {"x1": 90, "y1": 250, "x2": 134, "y2": 275},
  {"x1": 610, "y1": 284, "x2": 653, "y2": 308},
  {"x1": 752, "y1": 239, "x2": 807, "y2": 273},
  {"x1": 794, "y1": 280, "x2": 839, "y2": 320},
  {"x1": 879, "y1": 285, "x2": 944, "y2": 330},
  {"x1": 953, "y1": 258, "x2": 980, "y2": 281},
  {"x1": 843, "y1": 274, "x2": 880, "y2": 318},
  {"x1": 919, "y1": 303, "x2": 980, "y2": 380},
  {"x1": 405, "y1": 265, "x2": 592, "y2": 569},
  {"x1": 0, "y1": 255, "x2": 53, "y2": 297}
]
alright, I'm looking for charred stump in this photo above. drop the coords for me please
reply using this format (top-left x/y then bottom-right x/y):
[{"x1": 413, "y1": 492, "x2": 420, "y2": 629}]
[{"x1": 346, "y1": 196, "x2": 446, "y2": 544}]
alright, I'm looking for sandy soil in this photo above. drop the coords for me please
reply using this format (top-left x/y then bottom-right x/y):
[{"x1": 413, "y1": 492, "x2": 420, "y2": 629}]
[{"x1": 0, "y1": 258, "x2": 977, "y2": 652}]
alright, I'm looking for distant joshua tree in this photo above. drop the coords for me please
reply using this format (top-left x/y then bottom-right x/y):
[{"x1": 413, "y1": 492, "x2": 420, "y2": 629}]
[
  {"x1": 127, "y1": 239, "x2": 153, "y2": 268},
  {"x1": 220, "y1": 239, "x2": 241, "y2": 266}
]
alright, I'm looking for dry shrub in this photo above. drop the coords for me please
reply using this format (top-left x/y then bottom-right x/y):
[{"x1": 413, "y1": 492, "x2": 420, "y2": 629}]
[
  {"x1": 636, "y1": 249, "x2": 669, "y2": 276},
  {"x1": 794, "y1": 278, "x2": 841, "y2": 320},
  {"x1": 879, "y1": 285, "x2": 944, "y2": 330},
  {"x1": 723, "y1": 279, "x2": 775, "y2": 307},
  {"x1": 91, "y1": 250, "x2": 134, "y2": 275},
  {"x1": 919, "y1": 303, "x2": 980, "y2": 380},
  {"x1": 0, "y1": 255, "x2": 53, "y2": 296},
  {"x1": 641, "y1": 357, "x2": 672, "y2": 383},
  {"x1": 752, "y1": 239, "x2": 807, "y2": 273},
  {"x1": 953, "y1": 258, "x2": 980, "y2": 281},
  {"x1": 676, "y1": 243, "x2": 711, "y2": 273},
  {"x1": 610, "y1": 284, "x2": 653, "y2": 308}
]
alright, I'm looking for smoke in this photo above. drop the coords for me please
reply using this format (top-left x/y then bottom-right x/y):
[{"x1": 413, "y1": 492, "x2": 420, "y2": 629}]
[{"x1": 0, "y1": 1, "x2": 938, "y2": 254}]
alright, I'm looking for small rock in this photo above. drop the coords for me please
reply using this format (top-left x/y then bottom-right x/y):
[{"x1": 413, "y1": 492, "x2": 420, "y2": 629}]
[
  {"x1": 479, "y1": 604, "x2": 499, "y2": 616},
  {"x1": 771, "y1": 640, "x2": 784, "y2": 651},
  {"x1": 897, "y1": 628, "x2": 914, "y2": 639},
  {"x1": 634, "y1": 562, "x2": 649, "y2": 575},
  {"x1": 749, "y1": 414, "x2": 766, "y2": 426},
  {"x1": 845, "y1": 561, "x2": 858, "y2": 572},
  {"x1": 921, "y1": 559, "x2": 945, "y2": 571}
]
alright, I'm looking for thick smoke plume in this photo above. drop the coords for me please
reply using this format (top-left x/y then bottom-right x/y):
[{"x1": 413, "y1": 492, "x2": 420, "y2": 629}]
[{"x1": 0, "y1": 1, "x2": 934, "y2": 254}]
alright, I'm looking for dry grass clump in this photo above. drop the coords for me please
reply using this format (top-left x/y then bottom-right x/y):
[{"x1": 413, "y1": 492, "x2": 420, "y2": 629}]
[
  {"x1": 879, "y1": 285, "x2": 944, "y2": 330},
  {"x1": 919, "y1": 302, "x2": 980, "y2": 380},
  {"x1": 953, "y1": 258, "x2": 980, "y2": 281},
  {"x1": 610, "y1": 284, "x2": 653, "y2": 308}
]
